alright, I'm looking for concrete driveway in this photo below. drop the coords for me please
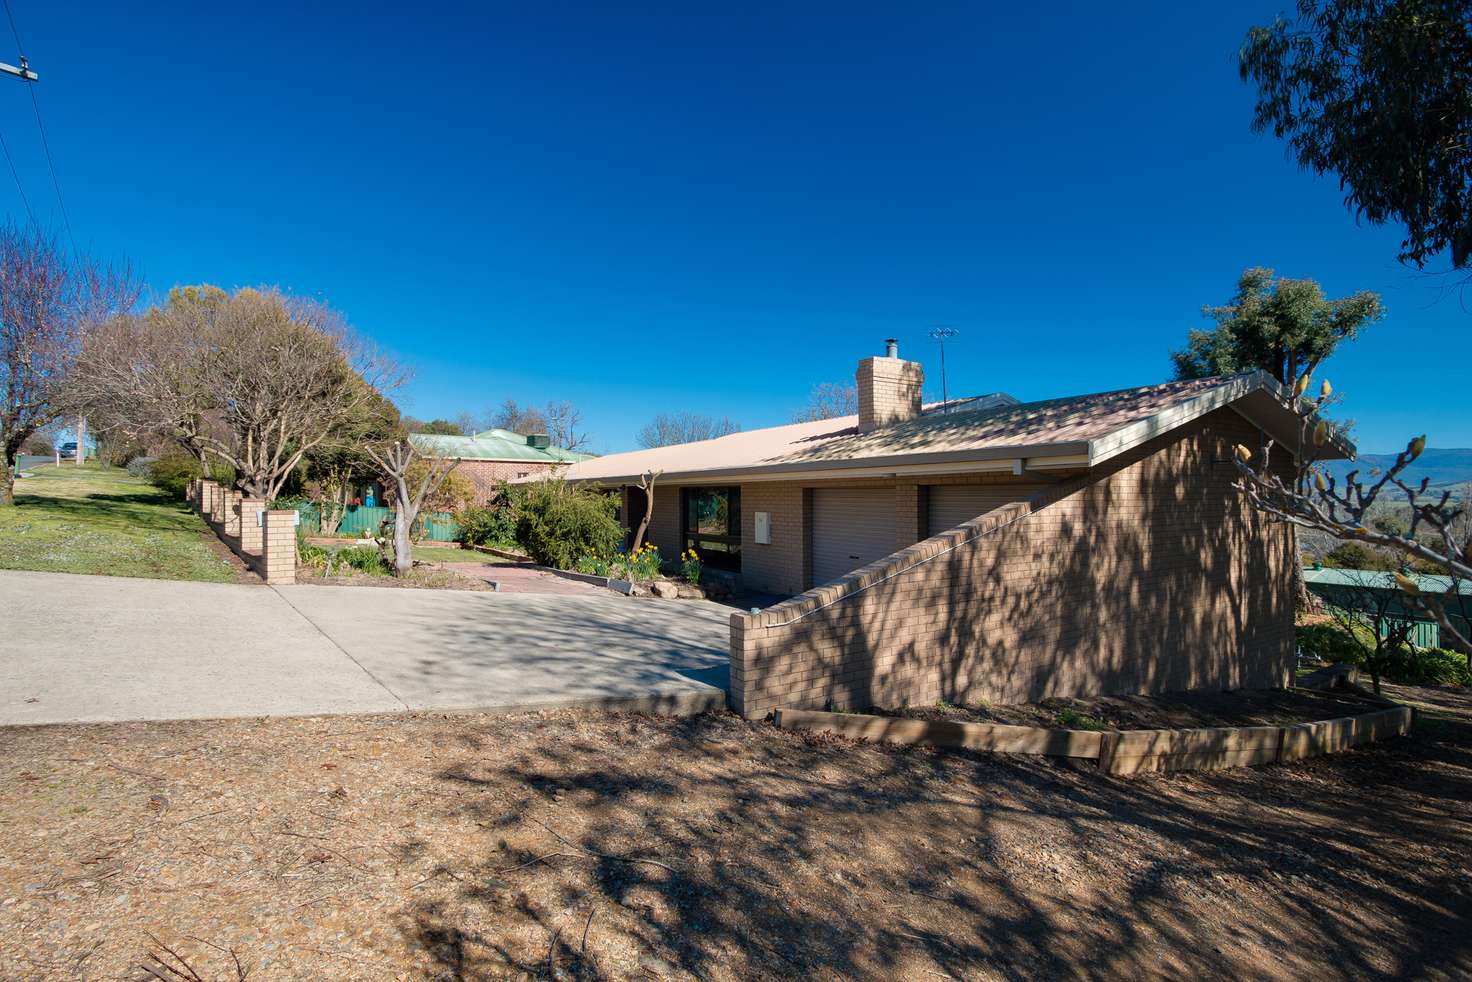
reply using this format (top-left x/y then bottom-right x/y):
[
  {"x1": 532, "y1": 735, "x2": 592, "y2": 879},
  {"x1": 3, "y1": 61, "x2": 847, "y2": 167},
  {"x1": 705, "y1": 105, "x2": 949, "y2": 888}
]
[{"x1": 0, "y1": 569, "x2": 731, "y2": 726}]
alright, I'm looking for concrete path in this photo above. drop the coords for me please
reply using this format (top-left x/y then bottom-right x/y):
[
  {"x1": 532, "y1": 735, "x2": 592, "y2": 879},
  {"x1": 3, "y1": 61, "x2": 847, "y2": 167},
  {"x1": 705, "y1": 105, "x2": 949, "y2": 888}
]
[
  {"x1": 0, "y1": 569, "x2": 730, "y2": 726},
  {"x1": 436, "y1": 560, "x2": 606, "y2": 595}
]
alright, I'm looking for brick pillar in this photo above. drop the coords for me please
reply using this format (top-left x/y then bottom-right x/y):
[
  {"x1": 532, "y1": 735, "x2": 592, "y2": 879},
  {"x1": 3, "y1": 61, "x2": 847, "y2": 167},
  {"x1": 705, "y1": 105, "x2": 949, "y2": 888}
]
[
  {"x1": 262, "y1": 509, "x2": 298, "y2": 585},
  {"x1": 200, "y1": 480, "x2": 218, "y2": 518},
  {"x1": 239, "y1": 497, "x2": 266, "y2": 557},
  {"x1": 211, "y1": 484, "x2": 229, "y2": 524},
  {"x1": 224, "y1": 490, "x2": 243, "y2": 537}
]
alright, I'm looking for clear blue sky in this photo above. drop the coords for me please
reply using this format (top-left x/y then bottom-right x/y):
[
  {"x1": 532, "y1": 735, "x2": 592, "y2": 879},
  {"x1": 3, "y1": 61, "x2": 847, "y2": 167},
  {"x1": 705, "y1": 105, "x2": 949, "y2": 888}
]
[{"x1": 4, "y1": 2, "x2": 1466, "y2": 453}]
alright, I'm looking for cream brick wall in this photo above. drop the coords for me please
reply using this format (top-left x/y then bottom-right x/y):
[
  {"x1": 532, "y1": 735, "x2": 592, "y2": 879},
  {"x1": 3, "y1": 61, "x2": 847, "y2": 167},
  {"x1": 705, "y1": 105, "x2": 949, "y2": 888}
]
[{"x1": 729, "y1": 409, "x2": 1296, "y2": 718}]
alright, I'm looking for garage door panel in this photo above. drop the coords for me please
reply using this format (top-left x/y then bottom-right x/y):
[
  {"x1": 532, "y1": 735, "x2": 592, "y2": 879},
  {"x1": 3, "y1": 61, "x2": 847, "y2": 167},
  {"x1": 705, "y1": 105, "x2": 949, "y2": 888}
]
[
  {"x1": 811, "y1": 489, "x2": 896, "y2": 586},
  {"x1": 925, "y1": 484, "x2": 1042, "y2": 538}
]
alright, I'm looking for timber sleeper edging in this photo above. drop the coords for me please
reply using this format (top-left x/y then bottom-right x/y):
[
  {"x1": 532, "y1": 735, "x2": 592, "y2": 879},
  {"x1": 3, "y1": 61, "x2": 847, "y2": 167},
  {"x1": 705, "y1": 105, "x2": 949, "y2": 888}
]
[{"x1": 773, "y1": 704, "x2": 1416, "y2": 776}]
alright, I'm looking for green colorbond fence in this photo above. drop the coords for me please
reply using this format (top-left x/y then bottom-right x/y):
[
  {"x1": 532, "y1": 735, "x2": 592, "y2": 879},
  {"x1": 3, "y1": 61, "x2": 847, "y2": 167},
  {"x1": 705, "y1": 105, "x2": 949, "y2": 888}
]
[{"x1": 283, "y1": 502, "x2": 460, "y2": 542}]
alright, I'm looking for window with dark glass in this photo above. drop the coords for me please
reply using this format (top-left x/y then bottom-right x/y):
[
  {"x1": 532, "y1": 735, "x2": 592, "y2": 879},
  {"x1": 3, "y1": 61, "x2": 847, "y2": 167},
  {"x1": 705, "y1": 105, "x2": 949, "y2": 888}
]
[{"x1": 681, "y1": 487, "x2": 741, "y2": 570}]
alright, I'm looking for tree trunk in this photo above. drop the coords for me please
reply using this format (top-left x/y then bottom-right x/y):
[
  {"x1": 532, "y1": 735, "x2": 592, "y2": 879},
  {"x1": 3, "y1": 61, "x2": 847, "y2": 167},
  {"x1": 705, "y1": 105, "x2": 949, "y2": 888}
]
[
  {"x1": 322, "y1": 481, "x2": 349, "y2": 536},
  {"x1": 0, "y1": 459, "x2": 13, "y2": 506},
  {"x1": 631, "y1": 480, "x2": 655, "y2": 552},
  {"x1": 393, "y1": 501, "x2": 413, "y2": 577}
]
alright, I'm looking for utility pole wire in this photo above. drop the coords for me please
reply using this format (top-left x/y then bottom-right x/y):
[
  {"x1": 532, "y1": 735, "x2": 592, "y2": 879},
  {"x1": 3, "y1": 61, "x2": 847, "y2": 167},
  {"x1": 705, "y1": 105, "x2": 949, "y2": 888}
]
[
  {"x1": 0, "y1": 125, "x2": 36, "y2": 230},
  {"x1": 0, "y1": 0, "x2": 76, "y2": 254}
]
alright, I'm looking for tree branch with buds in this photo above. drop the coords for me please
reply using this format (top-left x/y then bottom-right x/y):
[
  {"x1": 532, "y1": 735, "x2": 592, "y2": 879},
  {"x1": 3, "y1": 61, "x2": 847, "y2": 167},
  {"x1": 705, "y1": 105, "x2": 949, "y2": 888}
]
[{"x1": 1233, "y1": 371, "x2": 1471, "y2": 656}]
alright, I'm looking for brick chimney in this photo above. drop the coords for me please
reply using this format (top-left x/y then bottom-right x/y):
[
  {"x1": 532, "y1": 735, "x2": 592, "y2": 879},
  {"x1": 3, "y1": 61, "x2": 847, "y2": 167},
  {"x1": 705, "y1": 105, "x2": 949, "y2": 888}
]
[{"x1": 857, "y1": 338, "x2": 923, "y2": 432}]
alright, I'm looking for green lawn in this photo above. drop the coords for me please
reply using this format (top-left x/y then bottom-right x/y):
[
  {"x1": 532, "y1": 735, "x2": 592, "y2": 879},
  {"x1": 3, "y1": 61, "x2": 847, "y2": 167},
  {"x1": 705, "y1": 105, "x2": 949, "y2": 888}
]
[{"x1": 0, "y1": 462, "x2": 238, "y2": 582}]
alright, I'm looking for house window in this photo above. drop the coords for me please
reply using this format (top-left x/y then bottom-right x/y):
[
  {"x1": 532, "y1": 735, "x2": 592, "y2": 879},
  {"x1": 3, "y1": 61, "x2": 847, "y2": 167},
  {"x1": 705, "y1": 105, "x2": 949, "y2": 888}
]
[{"x1": 682, "y1": 487, "x2": 741, "y2": 571}]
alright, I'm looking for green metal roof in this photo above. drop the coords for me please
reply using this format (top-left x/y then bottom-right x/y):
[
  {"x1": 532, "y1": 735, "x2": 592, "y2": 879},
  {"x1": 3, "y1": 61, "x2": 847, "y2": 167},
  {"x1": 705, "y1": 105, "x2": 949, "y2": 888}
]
[
  {"x1": 1302, "y1": 566, "x2": 1472, "y2": 596},
  {"x1": 409, "y1": 428, "x2": 592, "y2": 463}
]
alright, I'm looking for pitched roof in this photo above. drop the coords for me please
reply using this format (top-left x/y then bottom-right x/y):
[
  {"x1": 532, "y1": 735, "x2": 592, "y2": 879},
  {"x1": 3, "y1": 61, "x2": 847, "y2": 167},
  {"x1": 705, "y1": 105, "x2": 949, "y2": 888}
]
[
  {"x1": 409, "y1": 428, "x2": 590, "y2": 463},
  {"x1": 1303, "y1": 566, "x2": 1472, "y2": 596},
  {"x1": 556, "y1": 371, "x2": 1351, "y2": 485}
]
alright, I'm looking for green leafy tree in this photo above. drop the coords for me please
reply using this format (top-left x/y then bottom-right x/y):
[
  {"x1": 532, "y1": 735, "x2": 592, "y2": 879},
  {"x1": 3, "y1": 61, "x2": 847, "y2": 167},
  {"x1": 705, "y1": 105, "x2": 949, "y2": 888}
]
[
  {"x1": 1171, "y1": 267, "x2": 1383, "y2": 385},
  {"x1": 1241, "y1": 0, "x2": 1472, "y2": 268},
  {"x1": 303, "y1": 385, "x2": 401, "y2": 534}
]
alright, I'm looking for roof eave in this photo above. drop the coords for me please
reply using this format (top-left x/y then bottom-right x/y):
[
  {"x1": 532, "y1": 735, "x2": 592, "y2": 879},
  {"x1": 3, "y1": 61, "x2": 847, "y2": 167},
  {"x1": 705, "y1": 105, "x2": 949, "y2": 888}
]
[
  {"x1": 1085, "y1": 370, "x2": 1355, "y2": 467},
  {"x1": 561, "y1": 441, "x2": 1092, "y2": 486}
]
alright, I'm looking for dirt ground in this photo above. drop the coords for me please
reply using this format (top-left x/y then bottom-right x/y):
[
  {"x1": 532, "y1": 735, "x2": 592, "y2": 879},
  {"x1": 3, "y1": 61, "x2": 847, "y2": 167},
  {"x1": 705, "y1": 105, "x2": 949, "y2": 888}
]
[
  {"x1": 887, "y1": 686, "x2": 1382, "y2": 731},
  {"x1": 1, "y1": 685, "x2": 1469, "y2": 981}
]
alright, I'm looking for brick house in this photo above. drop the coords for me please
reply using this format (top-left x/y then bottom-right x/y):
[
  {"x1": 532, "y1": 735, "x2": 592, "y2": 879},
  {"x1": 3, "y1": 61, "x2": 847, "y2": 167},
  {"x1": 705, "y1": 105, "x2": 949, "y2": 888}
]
[
  {"x1": 410, "y1": 429, "x2": 589, "y2": 504},
  {"x1": 557, "y1": 343, "x2": 1349, "y2": 717}
]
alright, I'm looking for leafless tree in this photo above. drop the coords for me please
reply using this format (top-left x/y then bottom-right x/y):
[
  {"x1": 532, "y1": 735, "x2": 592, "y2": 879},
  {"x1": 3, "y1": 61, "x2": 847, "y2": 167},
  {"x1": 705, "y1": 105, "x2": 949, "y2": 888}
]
[
  {"x1": 545, "y1": 399, "x2": 590, "y2": 452},
  {"x1": 70, "y1": 286, "x2": 224, "y2": 474},
  {"x1": 629, "y1": 469, "x2": 662, "y2": 552},
  {"x1": 71, "y1": 286, "x2": 404, "y2": 501},
  {"x1": 636, "y1": 412, "x2": 740, "y2": 449},
  {"x1": 364, "y1": 438, "x2": 458, "y2": 577},
  {"x1": 490, "y1": 399, "x2": 549, "y2": 436},
  {"x1": 0, "y1": 224, "x2": 138, "y2": 504},
  {"x1": 1234, "y1": 373, "x2": 1471, "y2": 659},
  {"x1": 453, "y1": 411, "x2": 482, "y2": 437},
  {"x1": 792, "y1": 381, "x2": 858, "y2": 422}
]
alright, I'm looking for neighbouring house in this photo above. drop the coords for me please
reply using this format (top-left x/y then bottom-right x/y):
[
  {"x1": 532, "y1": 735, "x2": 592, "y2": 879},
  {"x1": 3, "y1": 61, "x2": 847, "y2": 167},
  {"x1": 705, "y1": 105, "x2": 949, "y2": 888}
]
[
  {"x1": 557, "y1": 340, "x2": 1350, "y2": 717},
  {"x1": 410, "y1": 429, "x2": 591, "y2": 504},
  {"x1": 1303, "y1": 566, "x2": 1471, "y2": 653}
]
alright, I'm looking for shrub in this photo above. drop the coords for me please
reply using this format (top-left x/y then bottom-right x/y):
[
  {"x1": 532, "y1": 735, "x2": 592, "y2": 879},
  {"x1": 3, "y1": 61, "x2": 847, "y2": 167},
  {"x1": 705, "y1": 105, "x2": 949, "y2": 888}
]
[
  {"x1": 297, "y1": 532, "x2": 330, "y2": 571},
  {"x1": 126, "y1": 456, "x2": 158, "y2": 477},
  {"x1": 333, "y1": 546, "x2": 390, "y2": 576},
  {"x1": 515, "y1": 479, "x2": 623, "y2": 570},
  {"x1": 1296, "y1": 622, "x2": 1363, "y2": 664},
  {"x1": 1378, "y1": 646, "x2": 1471, "y2": 686},
  {"x1": 149, "y1": 452, "x2": 237, "y2": 499},
  {"x1": 1322, "y1": 542, "x2": 1394, "y2": 570},
  {"x1": 457, "y1": 481, "x2": 523, "y2": 548},
  {"x1": 1297, "y1": 622, "x2": 1470, "y2": 686},
  {"x1": 458, "y1": 505, "x2": 518, "y2": 549}
]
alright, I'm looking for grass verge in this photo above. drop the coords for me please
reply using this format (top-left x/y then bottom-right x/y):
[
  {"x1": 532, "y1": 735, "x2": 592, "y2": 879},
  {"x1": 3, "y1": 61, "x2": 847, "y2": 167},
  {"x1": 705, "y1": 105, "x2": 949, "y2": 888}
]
[{"x1": 0, "y1": 463, "x2": 237, "y2": 582}]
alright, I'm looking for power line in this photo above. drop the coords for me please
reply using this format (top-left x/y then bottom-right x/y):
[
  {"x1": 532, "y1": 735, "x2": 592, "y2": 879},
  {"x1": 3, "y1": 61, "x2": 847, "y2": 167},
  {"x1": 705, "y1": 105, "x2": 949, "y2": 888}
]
[
  {"x1": 0, "y1": 0, "x2": 75, "y2": 252},
  {"x1": 0, "y1": 124, "x2": 37, "y2": 230},
  {"x1": 23, "y1": 76, "x2": 74, "y2": 253}
]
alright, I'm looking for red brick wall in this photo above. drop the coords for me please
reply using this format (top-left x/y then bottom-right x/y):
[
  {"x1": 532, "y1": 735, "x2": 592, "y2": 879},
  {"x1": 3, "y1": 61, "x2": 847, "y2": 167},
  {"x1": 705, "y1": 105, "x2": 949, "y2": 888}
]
[
  {"x1": 456, "y1": 460, "x2": 568, "y2": 505},
  {"x1": 729, "y1": 408, "x2": 1296, "y2": 717}
]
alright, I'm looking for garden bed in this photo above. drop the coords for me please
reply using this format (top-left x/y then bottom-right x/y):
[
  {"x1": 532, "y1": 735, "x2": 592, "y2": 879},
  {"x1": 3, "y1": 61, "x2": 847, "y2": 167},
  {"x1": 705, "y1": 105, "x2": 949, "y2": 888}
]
[
  {"x1": 883, "y1": 687, "x2": 1381, "y2": 732},
  {"x1": 293, "y1": 565, "x2": 493, "y2": 591},
  {"x1": 0, "y1": 683, "x2": 1467, "y2": 980}
]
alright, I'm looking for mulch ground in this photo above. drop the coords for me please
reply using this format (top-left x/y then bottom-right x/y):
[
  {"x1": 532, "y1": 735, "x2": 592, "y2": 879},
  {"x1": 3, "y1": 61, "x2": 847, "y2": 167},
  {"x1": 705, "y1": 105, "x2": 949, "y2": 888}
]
[
  {"x1": 1, "y1": 684, "x2": 1469, "y2": 981},
  {"x1": 886, "y1": 686, "x2": 1384, "y2": 731}
]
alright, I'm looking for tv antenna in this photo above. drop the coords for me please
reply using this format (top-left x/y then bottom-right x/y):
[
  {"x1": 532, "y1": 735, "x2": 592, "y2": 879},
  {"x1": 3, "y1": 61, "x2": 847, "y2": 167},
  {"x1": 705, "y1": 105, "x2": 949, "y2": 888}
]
[{"x1": 928, "y1": 326, "x2": 959, "y2": 413}]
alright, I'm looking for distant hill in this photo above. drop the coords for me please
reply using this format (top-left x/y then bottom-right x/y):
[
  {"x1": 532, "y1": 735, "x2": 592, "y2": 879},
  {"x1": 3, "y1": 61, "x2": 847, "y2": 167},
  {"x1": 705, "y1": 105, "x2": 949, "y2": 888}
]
[{"x1": 1319, "y1": 448, "x2": 1472, "y2": 492}]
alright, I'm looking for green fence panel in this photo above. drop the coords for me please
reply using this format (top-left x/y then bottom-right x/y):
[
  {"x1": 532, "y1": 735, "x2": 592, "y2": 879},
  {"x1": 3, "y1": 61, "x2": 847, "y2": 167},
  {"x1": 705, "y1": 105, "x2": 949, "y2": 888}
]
[
  {"x1": 327, "y1": 505, "x2": 460, "y2": 542},
  {"x1": 1378, "y1": 617, "x2": 1440, "y2": 649},
  {"x1": 421, "y1": 511, "x2": 461, "y2": 542},
  {"x1": 285, "y1": 501, "x2": 322, "y2": 533},
  {"x1": 339, "y1": 505, "x2": 393, "y2": 536}
]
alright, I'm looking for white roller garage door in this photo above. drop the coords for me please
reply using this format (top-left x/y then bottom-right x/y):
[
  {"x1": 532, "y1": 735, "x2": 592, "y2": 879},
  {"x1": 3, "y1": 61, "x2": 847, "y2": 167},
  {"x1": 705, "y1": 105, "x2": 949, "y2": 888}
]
[
  {"x1": 925, "y1": 484, "x2": 1041, "y2": 538},
  {"x1": 811, "y1": 488, "x2": 896, "y2": 585}
]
